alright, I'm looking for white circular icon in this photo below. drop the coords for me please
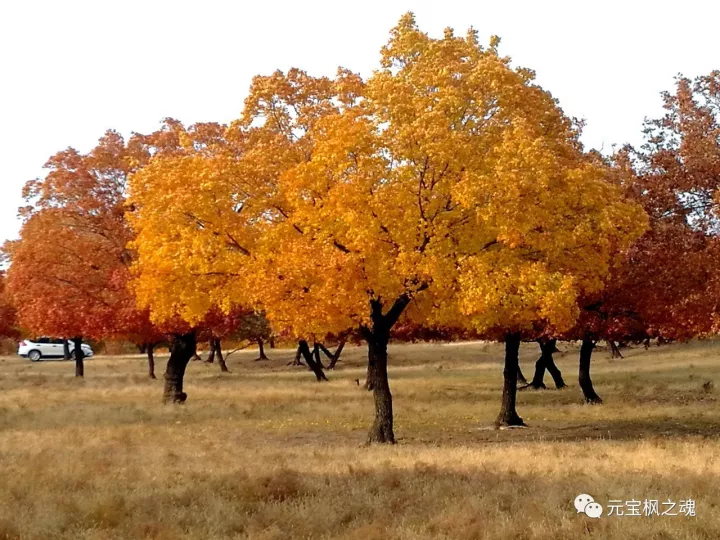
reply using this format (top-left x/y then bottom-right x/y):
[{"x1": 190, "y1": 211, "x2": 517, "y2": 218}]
[
  {"x1": 585, "y1": 502, "x2": 603, "y2": 519},
  {"x1": 574, "y1": 494, "x2": 595, "y2": 513}
]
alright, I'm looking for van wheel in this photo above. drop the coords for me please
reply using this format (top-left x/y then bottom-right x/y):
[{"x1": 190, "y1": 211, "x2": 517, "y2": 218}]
[{"x1": 28, "y1": 350, "x2": 42, "y2": 362}]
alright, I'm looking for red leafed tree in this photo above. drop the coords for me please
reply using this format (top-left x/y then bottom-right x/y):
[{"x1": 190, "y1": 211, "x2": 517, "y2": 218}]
[
  {"x1": 0, "y1": 271, "x2": 18, "y2": 339},
  {"x1": 5, "y1": 131, "x2": 163, "y2": 377},
  {"x1": 195, "y1": 308, "x2": 251, "y2": 372},
  {"x1": 541, "y1": 72, "x2": 720, "y2": 404},
  {"x1": 630, "y1": 71, "x2": 720, "y2": 338}
]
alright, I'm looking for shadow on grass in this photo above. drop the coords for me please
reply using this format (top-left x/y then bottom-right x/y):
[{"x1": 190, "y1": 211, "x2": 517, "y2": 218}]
[{"x1": 407, "y1": 416, "x2": 720, "y2": 447}]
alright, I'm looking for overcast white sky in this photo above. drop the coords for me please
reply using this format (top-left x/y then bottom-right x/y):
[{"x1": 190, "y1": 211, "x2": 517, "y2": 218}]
[{"x1": 1, "y1": 0, "x2": 718, "y2": 246}]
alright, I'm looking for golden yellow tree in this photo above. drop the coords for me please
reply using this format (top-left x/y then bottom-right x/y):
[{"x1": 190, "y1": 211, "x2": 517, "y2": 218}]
[{"x1": 128, "y1": 14, "x2": 646, "y2": 441}]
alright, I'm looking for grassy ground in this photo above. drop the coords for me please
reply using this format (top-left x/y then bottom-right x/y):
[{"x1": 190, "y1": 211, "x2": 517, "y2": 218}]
[{"x1": 0, "y1": 340, "x2": 719, "y2": 539}]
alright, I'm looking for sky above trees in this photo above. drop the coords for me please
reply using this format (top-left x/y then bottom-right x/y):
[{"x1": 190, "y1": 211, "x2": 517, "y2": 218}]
[{"x1": 1, "y1": 0, "x2": 718, "y2": 246}]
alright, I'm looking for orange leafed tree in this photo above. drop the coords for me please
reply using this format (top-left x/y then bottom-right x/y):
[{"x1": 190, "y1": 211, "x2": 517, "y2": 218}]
[{"x1": 128, "y1": 14, "x2": 645, "y2": 439}]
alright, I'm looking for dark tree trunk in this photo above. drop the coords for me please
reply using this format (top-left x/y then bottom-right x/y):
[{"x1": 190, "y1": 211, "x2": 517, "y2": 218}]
[
  {"x1": 366, "y1": 330, "x2": 393, "y2": 443},
  {"x1": 496, "y1": 332, "x2": 525, "y2": 427},
  {"x1": 215, "y1": 339, "x2": 229, "y2": 372},
  {"x1": 269, "y1": 336, "x2": 275, "y2": 349},
  {"x1": 72, "y1": 337, "x2": 84, "y2": 378},
  {"x1": 298, "y1": 340, "x2": 328, "y2": 381},
  {"x1": 256, "y1": 338, "x2": 269, "y2": 360},
  {"x1": 312, "y1": 342, "x2": 325, "y2": 369},
  {"x1": 525, "y1": 339, "x2": 566, "y2": 390},
  {"x1": 163, "y1": 332, "x2": 196, "y2": 404},
  {"x1": 63, "y1": 339, "x2": 71, "y2": 360},
  {"x1": 206, "y1": 339, "x2": 216, "y2": 363},
  {"x1": 516, "y1": 364, "x2": 527, "y2": 384},
  {"x1": 528, "y1": 344, "x2": 548, "y2": 390},
  {"x1": 289, "y1": 344, "x2": 305, "y2": 366},
  {"x1": 364, "y1": 356, "x2": 377, "y2": 391},
  {"x1": 138, "y1": 343, "x2": 148, "y2": 354},
  {"x1": 330, "y1": 340, "x2": 345, "y2": 369},
  {"x1": 608, "y1": 340, "x2": 624, "y2": 359},
  {"x1": 579, "y1": 337, "x2": 603, "y2": 404},
  {"x1": 363, "y1": 295, "x2": 411, "y2": 444},
  {"x1": 320, "y1": 340, "x2": 346, "y2": 370},
  {"x1": 544, "y1": 339, "x2": 566, "y2": 389},
  {"x1": 147, "y1": 343, "x2": 156, "y2": 379}
]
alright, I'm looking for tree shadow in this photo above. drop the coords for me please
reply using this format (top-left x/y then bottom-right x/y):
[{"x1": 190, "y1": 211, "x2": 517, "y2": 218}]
[{"x1": 419, "y1": 416, "x2": 720, "y2": 446}]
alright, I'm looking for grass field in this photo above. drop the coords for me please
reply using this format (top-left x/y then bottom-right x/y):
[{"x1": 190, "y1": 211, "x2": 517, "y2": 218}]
[{"x1": 0, "y1": 340, "x2": 719, "y2": 539}]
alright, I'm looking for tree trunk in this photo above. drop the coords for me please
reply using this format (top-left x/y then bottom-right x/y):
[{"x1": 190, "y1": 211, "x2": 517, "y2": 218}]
[
  {"x1": 72, "y1": 337, "x2": 84, "y2": 378},
  {"x1": 163, "y1": 332, "x2": 196, "y2": 404},
  {"x1": 256, "y1": 338, "x2": 269, "y2": 360},
  {"x1": 298, "y1": 340, "x2": 328, "y2": 381},
  {"x1": 63, "y1": 339, "x2": 71, "y2": 360},
  {"x1": 206, "y1": 339, "x2": 216, "y2": 363},
  {"x1": 330, "y1": 340, "x2": 345, "y2": 369},
  {"x1": 608, "y1": 340, "x2": 624, "y2": 359},
  {"x1": 313, "y1": 342, "x2": 325, "y2": 369},
  {"x1": 544, "y1": 339, "x2": 566, "y2": 389},
  {"x1": 147, "y1": 343, "x2": 156, "y2": 379},
  {"x1": 324, "y1": 340, "x2": 346, "y2": 370},
  {"x1": 215, "y1": 339, "x2": 229, "y2": 372},
  {"x1": 290, "y1": 343, "x2": 305, "y2": 366},
  {"x1": 528, "y1": 344, "x2": 548, "y2": 390},
  {"x1": 516, "y1": 364, "x2": 527, "y2": 384},
  {"x1": 496, "y1": 332, "x2": 525, "y2": 427},
  {"x1": 363, "y1": 295, "x2": 411, "y2": 444},
  {"x1": 364, "y1": 356, "x2": 377, "y2": 391},
  {"x1": 579, "y1": 337, "x2": 603, "y2": 404},
  {"x1": 526, "y1": 339, "x2": 566, "y2": 390},
  {"x1": 269, "y1": 336, "x2": 275, "y2": 349},
  {"x1": 366, "y1": 330, "x2": 394, "y2": 444}
]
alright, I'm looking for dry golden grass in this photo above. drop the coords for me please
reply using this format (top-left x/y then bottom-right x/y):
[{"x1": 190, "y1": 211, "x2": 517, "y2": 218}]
[{"x1": 1, "y1": 340, "x2": 719, "y2": 539}]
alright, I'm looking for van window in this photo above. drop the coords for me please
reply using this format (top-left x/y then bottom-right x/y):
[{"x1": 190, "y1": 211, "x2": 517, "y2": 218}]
[{"x1": 37, "y1": 337, "x2": 50, "y2": 344}]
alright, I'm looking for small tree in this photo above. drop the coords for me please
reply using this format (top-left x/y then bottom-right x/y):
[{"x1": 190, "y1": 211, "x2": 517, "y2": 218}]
[
  {"x1": 195, "y1": 308, "x2": 264, "y2": 372},
  {"x1": 233, "y1": 311, "x2": 272, "y2": 361}
]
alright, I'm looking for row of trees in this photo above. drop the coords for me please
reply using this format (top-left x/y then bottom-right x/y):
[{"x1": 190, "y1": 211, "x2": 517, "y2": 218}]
[
  {"x1": 0, "y1": 126, "x2": 276, "y2": 378},
  {"x1": 1, "y1": 14, "x2": 719, "y2": 443}
]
